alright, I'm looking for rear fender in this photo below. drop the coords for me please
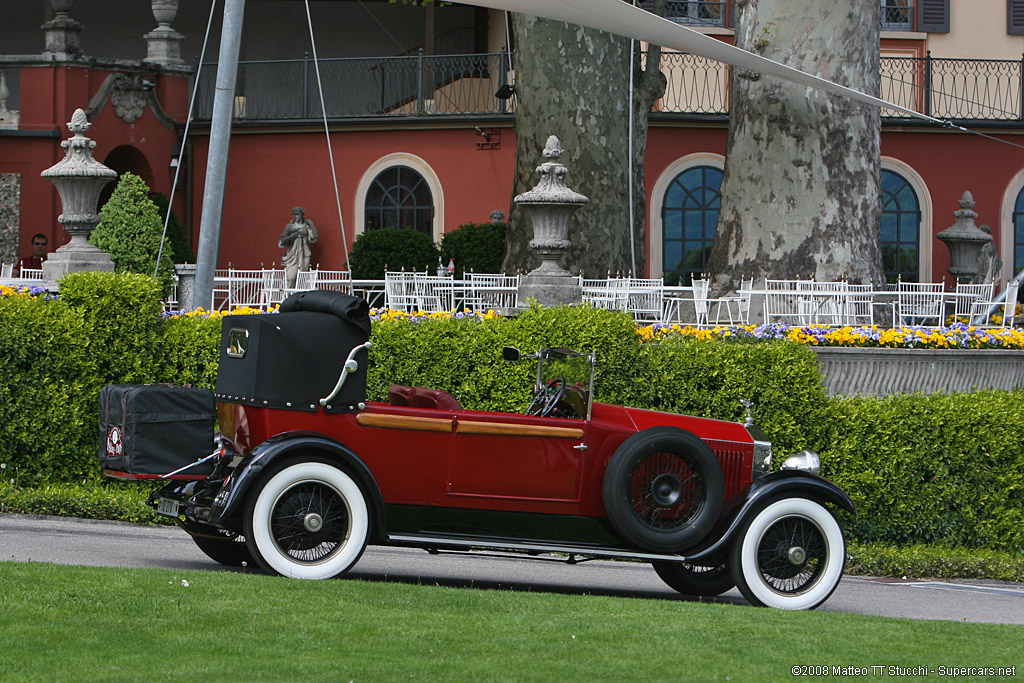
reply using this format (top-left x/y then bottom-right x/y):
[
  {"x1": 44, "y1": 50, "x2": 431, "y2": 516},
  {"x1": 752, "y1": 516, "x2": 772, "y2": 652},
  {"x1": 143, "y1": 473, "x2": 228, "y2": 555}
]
[
  {"x1": 685, "y1": 470, "x2": 855, "y2": 563},
  {"x1": 206, "y1": 431, "x2": 386, "y2": 540}
]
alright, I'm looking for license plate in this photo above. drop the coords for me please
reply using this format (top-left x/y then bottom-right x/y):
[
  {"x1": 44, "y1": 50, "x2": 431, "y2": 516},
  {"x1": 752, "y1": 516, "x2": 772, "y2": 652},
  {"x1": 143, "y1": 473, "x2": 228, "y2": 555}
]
[{"x1": 157, "y1": 498, "x2": 180, "y2": 517}]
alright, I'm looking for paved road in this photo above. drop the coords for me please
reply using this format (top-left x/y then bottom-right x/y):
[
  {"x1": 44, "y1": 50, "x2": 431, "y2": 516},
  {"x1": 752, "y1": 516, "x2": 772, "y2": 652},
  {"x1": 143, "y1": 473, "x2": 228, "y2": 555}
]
[{"x1": 3, "y1": 513, "x2": 1023, "y2": 624}]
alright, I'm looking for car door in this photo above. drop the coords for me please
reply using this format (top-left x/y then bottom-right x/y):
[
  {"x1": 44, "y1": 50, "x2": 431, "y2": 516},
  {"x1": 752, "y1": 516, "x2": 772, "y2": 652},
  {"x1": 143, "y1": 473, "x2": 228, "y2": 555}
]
[{"x1": 447, "y1": 410, "x2": 588, "y2": 502}]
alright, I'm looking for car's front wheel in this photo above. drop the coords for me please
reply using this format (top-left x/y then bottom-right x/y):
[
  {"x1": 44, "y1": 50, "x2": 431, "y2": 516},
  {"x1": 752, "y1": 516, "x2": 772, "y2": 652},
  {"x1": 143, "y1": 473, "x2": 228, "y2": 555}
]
[
  {"x1": 729, "y1": 497, "x2": 845, "y2": 610},
  {"x1": 244, "y1": 458, "x2": 370, "y2": 579},
  {"x1": 652, "y1": 559, "x2": 735, "y2": 597}
]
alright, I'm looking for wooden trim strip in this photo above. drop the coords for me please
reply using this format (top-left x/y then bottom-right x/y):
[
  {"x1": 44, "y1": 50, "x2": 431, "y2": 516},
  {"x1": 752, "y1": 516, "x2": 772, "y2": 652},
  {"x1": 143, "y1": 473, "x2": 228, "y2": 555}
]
[
  {"x1": 457, "y1": 420, "x2": 584, "y2": 439},
  {"x1": 356, "y1": 412, "x2": 453, "y2": 433}
]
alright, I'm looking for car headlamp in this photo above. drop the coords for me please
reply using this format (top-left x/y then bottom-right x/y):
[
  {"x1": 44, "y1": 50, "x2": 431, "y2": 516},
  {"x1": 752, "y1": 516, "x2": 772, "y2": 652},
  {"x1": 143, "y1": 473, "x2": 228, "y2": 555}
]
[{"x1": 780, "y1": 450, "x2": 820, "y2": 475}]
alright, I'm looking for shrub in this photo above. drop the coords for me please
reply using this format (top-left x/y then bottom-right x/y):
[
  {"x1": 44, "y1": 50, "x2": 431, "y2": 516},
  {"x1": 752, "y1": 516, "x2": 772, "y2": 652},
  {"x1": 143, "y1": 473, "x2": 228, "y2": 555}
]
[
  {"x1": 90, "y1": 173, "x2": 176, "y2": 293},
  {"x1": 0, "y1": 272, "x2": 221, "y2": 484},
  {"x1": 348, "y1": 228, "x2": 440, "y2": 279},
  {"x1": 822, "y1": 391, "x2": 1024, "y2": 553},
  {"x1": 439, "y1": 222, "x2": 508, "y2": 277},
  {"x1": 151, "y1": 192, "x2": 195, "y2": 265}
]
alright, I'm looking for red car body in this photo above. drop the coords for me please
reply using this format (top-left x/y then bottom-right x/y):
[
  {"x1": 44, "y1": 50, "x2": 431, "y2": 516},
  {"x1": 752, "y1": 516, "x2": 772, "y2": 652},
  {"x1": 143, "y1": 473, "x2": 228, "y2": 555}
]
[{"x1": 102, "y1": 291, "x2": 853, "y2": 610}]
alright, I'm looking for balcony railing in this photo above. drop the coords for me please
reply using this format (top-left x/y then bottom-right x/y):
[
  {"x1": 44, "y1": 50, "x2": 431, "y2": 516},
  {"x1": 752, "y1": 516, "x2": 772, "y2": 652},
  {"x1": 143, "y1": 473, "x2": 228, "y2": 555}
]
[
  {"x1": 193, "y1": 51, "x2": 514, "y2": 120},
  {"x1": 0, "y1": 50, "x2": 939, "y2": 126},
  {"x1": 186, "y1": 52, "x2": 1024, "y2": 124}
]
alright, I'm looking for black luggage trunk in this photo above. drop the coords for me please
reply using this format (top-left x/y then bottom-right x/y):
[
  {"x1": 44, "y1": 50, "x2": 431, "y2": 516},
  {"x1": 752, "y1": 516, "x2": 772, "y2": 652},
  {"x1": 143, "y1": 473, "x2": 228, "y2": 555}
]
[{"x1": 99, "y1": 384, "x2": 216, "y2": 477}]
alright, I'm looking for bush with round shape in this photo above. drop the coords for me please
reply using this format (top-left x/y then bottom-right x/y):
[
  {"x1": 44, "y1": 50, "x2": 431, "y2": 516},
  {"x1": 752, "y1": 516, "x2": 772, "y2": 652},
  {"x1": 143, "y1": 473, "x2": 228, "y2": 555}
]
[
  {"x1": 348, "y1": 227, "x2": 440, "y2": 280},
  {"x1": 439, "y1": 222, "x2": 507, "y2": 277},
  {"x1": 90, "y1": 173, "x2": 177, "y2": 294}
]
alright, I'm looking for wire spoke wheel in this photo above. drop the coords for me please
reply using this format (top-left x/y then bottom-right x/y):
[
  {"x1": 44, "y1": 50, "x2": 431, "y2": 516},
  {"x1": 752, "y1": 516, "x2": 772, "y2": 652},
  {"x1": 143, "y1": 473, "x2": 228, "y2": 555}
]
[
  {"x1": 730, "y1": 497, "x2": 846, "y2": 610},
  {"x1": 269, "y1": 481, "x2": 351, "y2": 563},
  {"x1": 754, "y1": 515, "x2": 827, "y2": 593},
  {"x1": 629, "y1": 450, "x2": 705, "y2": 531},
  {"x1": 603, "y1": 427, "x2": 724, "y2": 553},
  {"x1": 245, "y1": 459, "x2": 370, "y2": 579}
]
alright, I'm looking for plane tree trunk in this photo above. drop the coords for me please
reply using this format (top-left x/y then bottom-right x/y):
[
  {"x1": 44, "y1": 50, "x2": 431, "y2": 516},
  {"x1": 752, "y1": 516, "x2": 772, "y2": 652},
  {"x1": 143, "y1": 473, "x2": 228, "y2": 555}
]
[
  {"x1": 502, "y1": 7, "x2": 666, "y2": 278},
  {"x1": 705, "y1": 0, "x2": 884, "y2": 289}
]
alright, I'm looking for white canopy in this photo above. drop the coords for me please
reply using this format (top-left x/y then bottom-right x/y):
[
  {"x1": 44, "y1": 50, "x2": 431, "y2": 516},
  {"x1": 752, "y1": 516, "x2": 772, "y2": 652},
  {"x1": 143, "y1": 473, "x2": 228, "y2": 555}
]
[{"x1": 464, "y1": 0, "x2": 934, "y2": 122}]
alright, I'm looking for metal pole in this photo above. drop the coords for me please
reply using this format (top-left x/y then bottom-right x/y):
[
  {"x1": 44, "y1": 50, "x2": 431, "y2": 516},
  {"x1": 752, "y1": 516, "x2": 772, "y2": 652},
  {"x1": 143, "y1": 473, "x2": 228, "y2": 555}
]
[{"x1": 193, "y1": 0, "x2": 245, "y2": 311}]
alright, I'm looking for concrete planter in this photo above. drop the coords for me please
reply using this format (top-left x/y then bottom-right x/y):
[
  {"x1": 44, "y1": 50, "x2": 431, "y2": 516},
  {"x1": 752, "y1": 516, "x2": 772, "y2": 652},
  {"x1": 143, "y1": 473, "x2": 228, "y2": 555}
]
[{"x1": 812, "y1": 347, "x2": 1024, "y2": 396}]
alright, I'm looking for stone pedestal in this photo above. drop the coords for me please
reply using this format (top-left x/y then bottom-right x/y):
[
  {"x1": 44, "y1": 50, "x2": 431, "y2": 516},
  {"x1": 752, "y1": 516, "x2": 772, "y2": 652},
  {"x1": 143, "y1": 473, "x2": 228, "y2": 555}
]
[
  {"x1": 174, "y1": 263, "x2": 196, "y2": 311},
  {"x1": 144, "y1": 0, "x2": 184, "y2": 66},
  {"x1": 514, "y1": 135, "x2": 588, "y2": 307},
  {"x1": 42, "y1": 0, "x2": 83, "y2": 58}
]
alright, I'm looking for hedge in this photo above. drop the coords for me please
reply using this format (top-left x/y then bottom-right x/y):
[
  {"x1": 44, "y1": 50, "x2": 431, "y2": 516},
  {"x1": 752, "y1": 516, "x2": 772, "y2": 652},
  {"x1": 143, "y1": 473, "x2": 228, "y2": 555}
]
[{"x1": 1, "y1": 276, "x2": 1022, "y2": 555}]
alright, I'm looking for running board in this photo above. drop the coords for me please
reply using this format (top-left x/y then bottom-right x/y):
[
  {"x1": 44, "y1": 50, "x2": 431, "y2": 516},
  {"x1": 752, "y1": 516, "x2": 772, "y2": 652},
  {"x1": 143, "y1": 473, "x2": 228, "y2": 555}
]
[{"x1": 386, "y1": 533, "x2": 690, "y2": 563}]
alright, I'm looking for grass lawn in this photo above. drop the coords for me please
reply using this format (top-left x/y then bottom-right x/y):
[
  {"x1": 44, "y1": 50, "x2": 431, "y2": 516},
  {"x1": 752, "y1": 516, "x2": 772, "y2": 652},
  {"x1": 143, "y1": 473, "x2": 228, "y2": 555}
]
[{"x1": 0, "y1": 562, "x2": 1020, "y2": 682}]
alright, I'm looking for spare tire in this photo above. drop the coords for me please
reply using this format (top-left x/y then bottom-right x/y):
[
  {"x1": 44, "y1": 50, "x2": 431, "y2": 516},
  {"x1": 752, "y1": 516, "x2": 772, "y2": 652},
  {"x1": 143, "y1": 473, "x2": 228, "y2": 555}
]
[{"x1": 602, "y1": 426, "x2": 724, "y2": 553}]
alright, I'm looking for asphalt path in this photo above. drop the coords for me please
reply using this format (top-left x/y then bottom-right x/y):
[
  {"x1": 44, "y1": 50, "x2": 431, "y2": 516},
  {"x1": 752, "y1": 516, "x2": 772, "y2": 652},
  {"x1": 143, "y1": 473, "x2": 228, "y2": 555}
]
[{"x1": 3, "y1": 513, "x2": 1023, "y2": 625}]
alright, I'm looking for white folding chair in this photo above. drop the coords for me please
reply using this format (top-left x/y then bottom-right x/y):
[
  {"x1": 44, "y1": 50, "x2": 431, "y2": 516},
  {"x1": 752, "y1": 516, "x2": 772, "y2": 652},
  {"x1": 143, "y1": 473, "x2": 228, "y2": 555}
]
[
  {"x1": 413, "y1": 274, "x2": 455, "y2": 312},
  {"x1": 19, "y1": 267, "x2": 44, "y2": 279},
  {"x1": 316, "y1": 270, "x2": 352, "y2": 294},
  {"x1": 844, "y1": 284, "x2": 875, "y2": 326},
  {"x1": 954, "y1": 282, "x2": 994, "y2": 322},
  {"x1": 384, "y1": 271, "x2": 417, "y2": 312},
  {"x1": 1, "y1": 263, "x2": 12, "y2": 278},
  {"x1": 798, "y1": 280, "x2": 848, "y2": 326},
  {"x1": 469, "y1": 273, "x2": 519, "y2": 313},
  {"x1": 691, "y1": 277, "x2": 738, "y2": 327},
  {"x1": 971, "y1": 281, "x2": 1019, "y2": 328},
  {"x1": 895, "y1": 281, "x2": 945, "y2": 327},
  {"x1": 763, "y1": 279, "x2": 804, "y2": 326},
  {"x1": 261, "y1": 268, "x2": 286, "y2": 308},
  {"x1": 226, "y1": 268, "x2": 264, "y2": 309},
  {"x1": 626, "y1": 277, "x2": 664, "y2": 324}
]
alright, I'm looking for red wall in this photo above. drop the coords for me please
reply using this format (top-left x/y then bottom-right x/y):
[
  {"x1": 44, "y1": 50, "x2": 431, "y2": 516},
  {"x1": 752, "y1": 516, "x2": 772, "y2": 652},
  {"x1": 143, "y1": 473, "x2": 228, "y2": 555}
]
[
  {"x1": 1, "y1": 64, "x2": 187, "y2": 259},
  {"x1": 187, "y1": 126, "x2": 516, "y2": 269}
]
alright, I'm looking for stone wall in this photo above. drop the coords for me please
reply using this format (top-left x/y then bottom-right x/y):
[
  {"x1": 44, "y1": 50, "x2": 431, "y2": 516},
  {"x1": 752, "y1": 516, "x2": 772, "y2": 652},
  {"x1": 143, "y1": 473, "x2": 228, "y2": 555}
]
[{"x1": 0, "y1": 173, "x2": 20, "y2": 264}]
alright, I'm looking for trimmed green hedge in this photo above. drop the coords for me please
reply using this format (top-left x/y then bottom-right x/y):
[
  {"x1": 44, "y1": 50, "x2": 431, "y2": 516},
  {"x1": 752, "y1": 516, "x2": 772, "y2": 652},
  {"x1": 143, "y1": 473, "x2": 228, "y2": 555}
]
[
  {"x1": 2, "y1": 276, "x2": 1022, "y2": 556},
  {"x1": 0, "y1": 272, "x2": 219, "y2": 485}
]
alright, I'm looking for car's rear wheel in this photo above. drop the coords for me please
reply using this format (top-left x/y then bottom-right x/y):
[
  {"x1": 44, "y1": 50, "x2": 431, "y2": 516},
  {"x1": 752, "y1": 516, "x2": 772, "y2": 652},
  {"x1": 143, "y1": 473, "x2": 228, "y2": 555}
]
[
  {"x1": 244, "y1": 458, "x2": 369, "y2": 579},
  {"x1": 729, "y1": 497, "x2": 846, "y2": 610},
  {"x1": 192, "y1": 533, "x2": 254, "y2": 567},
  {"x1": 652, "y1": 559, "x2": 735, "y2": 597},
  {"x1": 602, "y1": 427, "x2": 724, "y2": 553}
]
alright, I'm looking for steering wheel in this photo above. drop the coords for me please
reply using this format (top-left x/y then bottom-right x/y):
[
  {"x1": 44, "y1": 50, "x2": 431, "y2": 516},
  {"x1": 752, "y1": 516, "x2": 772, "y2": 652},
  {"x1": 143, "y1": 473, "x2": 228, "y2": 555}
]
[{"x1": 526, "y1": 378, "x2": 566, "y2": 417}]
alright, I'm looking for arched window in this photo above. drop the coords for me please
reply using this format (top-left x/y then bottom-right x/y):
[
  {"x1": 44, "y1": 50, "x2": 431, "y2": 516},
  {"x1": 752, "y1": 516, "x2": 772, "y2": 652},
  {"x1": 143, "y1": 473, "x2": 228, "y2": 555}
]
[
  {"x1": 880, "y1": 169, "x2": 921, "y2": 282},
  {"x1": 363, "y1": 166, "x2": 434, "y2": 235},
  {"x1": 661, "y1": 165, "x2": 723, "y2": 285},
  {"x1": 1013, "y1": 188, "x2": 1024, "y2": 277}
]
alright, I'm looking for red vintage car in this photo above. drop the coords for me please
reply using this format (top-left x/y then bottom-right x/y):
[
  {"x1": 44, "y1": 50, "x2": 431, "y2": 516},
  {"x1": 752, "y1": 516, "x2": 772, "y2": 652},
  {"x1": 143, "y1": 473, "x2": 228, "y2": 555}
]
[{"x1": 100, "y1": 291, "x2": 854, "y2": 610}]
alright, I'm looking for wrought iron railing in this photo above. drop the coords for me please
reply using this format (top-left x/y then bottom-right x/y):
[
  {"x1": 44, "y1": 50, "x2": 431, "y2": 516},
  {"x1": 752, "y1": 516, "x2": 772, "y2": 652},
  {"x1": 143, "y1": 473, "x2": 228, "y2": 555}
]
[
  {"x1": 881, "y1": 1, "x2": 914, "y2": 31},
  {"x1": 184, "y1": 51, "x2": 1024, "y2": 124},
  {"x1": 193, "y1": 51, "x2": 513, "y2": 120},
  {"x1": 665, "y1": 1, "x2": 727, "y2": 28}
]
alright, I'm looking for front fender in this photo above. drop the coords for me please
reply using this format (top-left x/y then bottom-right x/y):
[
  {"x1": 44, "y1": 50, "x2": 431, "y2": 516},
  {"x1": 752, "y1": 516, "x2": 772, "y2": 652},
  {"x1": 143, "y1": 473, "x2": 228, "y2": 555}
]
[
  {"x1": 685, "y1": 470, "x2": 855, "y2": 562},
  {"x1": 207, "y1": 431, "x2": 386, "y2": 540}
]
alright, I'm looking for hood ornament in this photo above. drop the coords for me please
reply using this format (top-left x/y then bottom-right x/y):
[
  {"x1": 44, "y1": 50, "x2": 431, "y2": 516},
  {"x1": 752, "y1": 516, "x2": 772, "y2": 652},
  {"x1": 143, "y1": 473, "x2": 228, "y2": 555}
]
[{"x1": 740, "y1": 398, "x2": 755, "y2": 427}]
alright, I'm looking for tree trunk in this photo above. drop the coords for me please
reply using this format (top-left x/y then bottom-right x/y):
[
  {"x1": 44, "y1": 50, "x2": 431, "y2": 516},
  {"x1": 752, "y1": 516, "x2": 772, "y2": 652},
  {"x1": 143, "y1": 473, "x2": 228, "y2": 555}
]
[
  {"x1": 503, "y1": 10, "x2": 665, "y2": 278},
  {"x1": 705, "y1": 0, "x2": 884, "y2": 289}
]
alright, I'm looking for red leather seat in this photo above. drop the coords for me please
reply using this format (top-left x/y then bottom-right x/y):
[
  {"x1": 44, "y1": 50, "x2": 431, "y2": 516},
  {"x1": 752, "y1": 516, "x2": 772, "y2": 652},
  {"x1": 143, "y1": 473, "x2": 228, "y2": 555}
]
[{"x1": 388, "y1": 384, "x2": 461, "y2": 411}]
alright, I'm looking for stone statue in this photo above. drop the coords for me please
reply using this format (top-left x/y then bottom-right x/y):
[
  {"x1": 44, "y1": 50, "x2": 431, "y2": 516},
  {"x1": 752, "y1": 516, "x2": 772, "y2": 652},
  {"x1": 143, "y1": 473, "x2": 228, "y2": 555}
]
[
  {"x1": 278, "y1": 206, "x2": 318, "y2": 288},
  {"x1": 975, "y1": 224, "x2": 1003, "y2": 285}
]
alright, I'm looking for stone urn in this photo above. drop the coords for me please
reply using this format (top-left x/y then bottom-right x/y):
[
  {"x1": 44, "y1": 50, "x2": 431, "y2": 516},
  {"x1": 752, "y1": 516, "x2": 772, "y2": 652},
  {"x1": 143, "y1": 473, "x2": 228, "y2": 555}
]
[
  {"x1": 936, "y1": 191, "x2": 992, "y2": 283},
  {"x1": 515, "y1": 135, "x2": 588, "y2": 306},
  {"x1": 40, "y1": 108, "x2": 117, "y2": 279}
]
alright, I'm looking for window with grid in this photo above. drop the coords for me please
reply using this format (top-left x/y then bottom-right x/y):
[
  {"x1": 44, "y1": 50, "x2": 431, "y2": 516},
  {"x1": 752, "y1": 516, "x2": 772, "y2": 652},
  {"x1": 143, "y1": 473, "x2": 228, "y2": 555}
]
[
  {"x1": 364, "y1": 166, "x2": 435, "y2": 235},
  {"x1": 662, "y1": 165, "x2": 723, "y2": 286},
  {"x1": 1012, "y1": 188, "x2": 1024, "y2": 277},
  {"x1": 664, "y1": 1, "x2": 727, "y2": 27},
  {"x1": 881, "y1": 0, "x2": 914, "y2": 30},
  {"x1": 880, "y1": 169, "x2": 921, "y2": 283}
]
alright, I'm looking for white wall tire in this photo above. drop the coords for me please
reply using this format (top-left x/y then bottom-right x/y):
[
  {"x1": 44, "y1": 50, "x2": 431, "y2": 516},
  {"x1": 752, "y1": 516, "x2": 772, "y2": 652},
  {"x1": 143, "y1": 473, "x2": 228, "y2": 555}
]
[
  {"x1": 244, "y1": 460, "x2": 369, "y2": 579},
  {"x1": 729, "y1": 497, "x2": 846, "y2": 610}
]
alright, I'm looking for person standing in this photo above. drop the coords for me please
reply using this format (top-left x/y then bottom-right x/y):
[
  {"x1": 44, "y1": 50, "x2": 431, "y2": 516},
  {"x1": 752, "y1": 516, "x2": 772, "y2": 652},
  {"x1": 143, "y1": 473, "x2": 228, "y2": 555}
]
[
  {"x1": 277, "y1": 207, "x2": 318, "y2": 288},
  {"x1": 17, "y1": 233, "x2": 48, "y2": 276}
]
